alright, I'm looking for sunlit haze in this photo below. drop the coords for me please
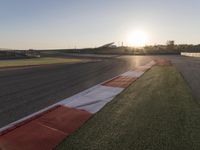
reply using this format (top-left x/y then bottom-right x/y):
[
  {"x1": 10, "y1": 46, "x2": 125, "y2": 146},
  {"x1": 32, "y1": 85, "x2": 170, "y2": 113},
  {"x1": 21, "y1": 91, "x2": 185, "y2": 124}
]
[
  {"x1": 126, "y1": 30, "x2": 149, "y2": 47},
  {"x1": 1, "y1": 0, "x2": 200, "y2": 49}
]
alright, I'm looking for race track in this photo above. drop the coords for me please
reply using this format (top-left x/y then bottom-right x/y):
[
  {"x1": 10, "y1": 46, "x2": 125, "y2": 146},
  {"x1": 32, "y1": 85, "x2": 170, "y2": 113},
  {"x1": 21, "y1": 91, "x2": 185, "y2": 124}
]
[
  {"x1": 1, "y1": 55, "x2": 200, "y2": 129},
  {"x1": 0, "y1": 56, "x2": 152, "y2": 128}
]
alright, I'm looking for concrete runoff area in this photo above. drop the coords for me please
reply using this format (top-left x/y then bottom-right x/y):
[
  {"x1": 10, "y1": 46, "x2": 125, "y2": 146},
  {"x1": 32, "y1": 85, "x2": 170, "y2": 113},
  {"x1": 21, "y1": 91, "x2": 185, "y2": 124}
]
[{"x1": 56, "y1": 65, "x2": 200, "y2": 150}]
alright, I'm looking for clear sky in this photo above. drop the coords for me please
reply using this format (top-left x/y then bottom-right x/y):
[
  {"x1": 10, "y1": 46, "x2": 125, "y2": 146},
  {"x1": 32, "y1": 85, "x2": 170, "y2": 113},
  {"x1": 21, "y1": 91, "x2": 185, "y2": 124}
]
[{"x1": 1, "y1": 0, "x2": 200, "y2": 49}]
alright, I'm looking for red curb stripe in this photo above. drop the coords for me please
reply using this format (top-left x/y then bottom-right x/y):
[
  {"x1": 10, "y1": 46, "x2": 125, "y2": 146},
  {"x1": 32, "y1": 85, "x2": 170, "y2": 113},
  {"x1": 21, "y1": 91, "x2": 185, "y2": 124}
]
[
  {"x1": 0, "y1": 105, "x2": 60, "y2": 136},
  {"x1": 36, "y1": 105, "x2": 92, "y2": 134},
  {"x1": 154, "y1": 59, "x2": 172, "y2": 66},
  {"x1": 0, "y1": 106, "x2": 92, "y2": 150},
  {"x1": 0, "y1": 121, "x2": 67, "y2": 150},
  {"x1": 135, "y1": 67, "x2": 149, "y2": 72},
  {"x1": 102, "y1": 76, "x2": 137, "y2": 88}
]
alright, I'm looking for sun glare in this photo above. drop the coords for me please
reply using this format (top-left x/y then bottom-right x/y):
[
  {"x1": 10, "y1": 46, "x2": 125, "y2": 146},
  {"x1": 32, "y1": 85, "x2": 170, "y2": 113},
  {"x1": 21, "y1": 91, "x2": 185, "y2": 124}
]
[{"x1": 127, "y1": 30, "x2": 148, "y2": 47}]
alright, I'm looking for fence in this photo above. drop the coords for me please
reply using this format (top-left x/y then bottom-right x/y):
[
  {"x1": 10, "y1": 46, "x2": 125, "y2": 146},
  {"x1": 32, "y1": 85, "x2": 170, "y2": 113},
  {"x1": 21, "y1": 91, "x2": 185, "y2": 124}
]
[{"x1": 181, "y1": 52, "x2": 200, "y2": 57}]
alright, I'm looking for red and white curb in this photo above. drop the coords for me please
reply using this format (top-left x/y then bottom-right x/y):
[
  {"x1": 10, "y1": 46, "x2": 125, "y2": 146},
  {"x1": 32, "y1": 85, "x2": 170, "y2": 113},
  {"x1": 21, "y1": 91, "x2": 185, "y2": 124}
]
[{"x1": 0, "y1": 60, "x2": 156, "y2": 150}]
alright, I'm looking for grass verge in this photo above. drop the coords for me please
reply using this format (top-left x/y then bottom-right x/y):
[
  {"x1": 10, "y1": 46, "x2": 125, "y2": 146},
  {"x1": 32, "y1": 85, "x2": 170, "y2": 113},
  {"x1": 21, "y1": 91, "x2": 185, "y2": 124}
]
[
  {"x1": 56, "y1": 66, "x2": 200, "y2": 150},
  {"x1": 0, "y1": 57, "x2": 84, "y2": 68}
]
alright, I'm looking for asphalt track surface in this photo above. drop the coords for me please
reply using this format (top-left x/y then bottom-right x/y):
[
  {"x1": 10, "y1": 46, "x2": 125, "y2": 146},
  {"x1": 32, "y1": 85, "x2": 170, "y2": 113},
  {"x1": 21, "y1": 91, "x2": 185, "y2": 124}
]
[
  {"x1": 0, "y1": 56, "x2": 152, "y2": 128},
  {"x1": 151, "y1": 55, "x2": 200, "y2": 101},
  {"x1": 168, "y1": 55, "x2": 200, "y2": 101}
]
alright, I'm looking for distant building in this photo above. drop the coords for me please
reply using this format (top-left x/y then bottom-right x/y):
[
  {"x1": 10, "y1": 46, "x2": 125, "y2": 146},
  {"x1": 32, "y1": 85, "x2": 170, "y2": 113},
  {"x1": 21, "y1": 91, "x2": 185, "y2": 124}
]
[{"x1": 166, "y1": 40, "x2": 175, "y2": 46}]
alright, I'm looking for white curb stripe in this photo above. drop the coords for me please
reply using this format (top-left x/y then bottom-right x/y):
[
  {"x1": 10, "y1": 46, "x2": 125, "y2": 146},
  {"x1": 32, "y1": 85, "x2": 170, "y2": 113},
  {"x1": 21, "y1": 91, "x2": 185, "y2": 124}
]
[
  {"x1": 77, "y1": 101, "x2": 108, "y2": 113},
  {"x1": 62, "y1": 85, "x2": 123, "y2": 113},
  {"x1": 121, "y1": 70, "x2": 144, "y2": 78},
  {"x1": 59, "y1": 85, "x2": 123, "y2": 104},
  {"x1": 146, "y1": 60, "x2": 156, "y2": 66}
]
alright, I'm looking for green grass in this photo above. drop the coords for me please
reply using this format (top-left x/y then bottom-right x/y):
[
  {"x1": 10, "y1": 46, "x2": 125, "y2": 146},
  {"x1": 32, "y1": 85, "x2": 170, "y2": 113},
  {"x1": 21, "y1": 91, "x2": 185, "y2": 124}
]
[
  {"x1": 56, "y1": 66, "x2": 200, "y2": 150},
  {"x1": 0, "y1": 57, "x2": 84, "y2": 68}
]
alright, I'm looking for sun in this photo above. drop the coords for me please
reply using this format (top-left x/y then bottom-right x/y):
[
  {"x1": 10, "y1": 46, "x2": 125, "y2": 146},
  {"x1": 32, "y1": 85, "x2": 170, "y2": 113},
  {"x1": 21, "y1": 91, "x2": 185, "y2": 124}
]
[{"x1": 127, "y1": 30, "x2": 148, "y2": 47}]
